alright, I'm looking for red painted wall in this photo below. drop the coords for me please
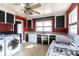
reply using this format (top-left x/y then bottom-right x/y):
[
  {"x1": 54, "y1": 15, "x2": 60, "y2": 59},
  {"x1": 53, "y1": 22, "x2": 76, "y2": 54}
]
[
  {"x1": 15, "y1": 15, "x2": 26, "y2": 32},
  {"x1": 0, "y1": 4, "x2": 77, "y2": 33},
  {"x1": 0, "y1": 15, "x2": 26, "y2": 32},
  {"x1": 31, "y1": 16, "x2": 68, "y2": 33},
  {"x1": 66, "y1": 3, "x2": 79, "y2": 34},
  {"x1": 15, "y1": 15, "x2": 36, "y2": 32},
  {"x1": 0, "y1": 23, "x2": 13, "y2": 32},
  {"x1": 53, "y1": 28, "x2": 68, "y2": 32}
]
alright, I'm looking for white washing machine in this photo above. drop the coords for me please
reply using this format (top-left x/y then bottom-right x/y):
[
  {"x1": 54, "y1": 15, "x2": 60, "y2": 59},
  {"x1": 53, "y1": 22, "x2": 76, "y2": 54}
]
[
  {"x1": 0, "y1": 35, "x2": 5, "y2": 56},
  {"x1": 5, "y1": 34, "x2": 21, "y2": 56}
]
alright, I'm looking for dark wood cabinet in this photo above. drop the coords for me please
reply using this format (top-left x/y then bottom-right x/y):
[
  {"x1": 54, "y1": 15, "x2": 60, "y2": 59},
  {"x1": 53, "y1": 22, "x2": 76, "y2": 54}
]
[
  {"x1": 0, "y1": 10, "x2": 15, "y2": 24},
  {"x1": 26, "y1": 34, "x2": 29, "y2": 42},
  {"x1": 43, "y1": 35, "x2": 48, "y2": 45},
  {"x1": 56, "y1": 15, "x2": 64, "y2": 28},
  {"x1": 6, "y1": 13, "x2": 14, "y2": 24},
  {"x1": 49, "y1": 35, "x2": 56, "y2": 44},
  {"x1": 26, "y1": 33, "x2": 56, "y2": 45},
  {"x1": 0, "y1": 10, "x2": 5, "y2": 23},
  {"x1": 27, "y1": 20, "x2": 32, "y2": 29},
  {"x1": 37, "y1": 35, "x2": 42, "y2": 44}
]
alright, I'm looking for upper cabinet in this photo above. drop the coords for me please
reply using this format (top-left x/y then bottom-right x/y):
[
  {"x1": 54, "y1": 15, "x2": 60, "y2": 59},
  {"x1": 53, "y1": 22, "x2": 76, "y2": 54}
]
[
  {"x1": 0, "y1": 10, "x2": 5, "y2": 23},
  {"x1": 0, "y1": 9, "x2": 15, "y2": 24},
  {"x1": 6, "y1": 13, "x2": 14, "y2": 24},
  {"x1": 27, "y1": 20, "x2": 33, "y2": 29},
  {"x1": 56, "y1": 15, "x2": 65, "y2": 28}
]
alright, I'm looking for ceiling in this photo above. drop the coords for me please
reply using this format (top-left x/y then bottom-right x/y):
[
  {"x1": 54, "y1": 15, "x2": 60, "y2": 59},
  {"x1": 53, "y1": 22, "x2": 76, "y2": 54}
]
[{"x1": 0, "y1": 3, "x2": 71, "y2": 19}]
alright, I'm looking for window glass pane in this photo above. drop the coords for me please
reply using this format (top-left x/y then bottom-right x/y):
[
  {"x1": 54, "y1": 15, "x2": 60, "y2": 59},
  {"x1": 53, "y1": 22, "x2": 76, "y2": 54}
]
[
  {"x1": 69, "y1": 6, "x2": 77, "y2": 24},
  {"x1": 36, "y1": 21, "x2": 43, "y2": 26},
  {"x1": 44, "y1": 20, "x2": 52, "y2": 26},
  {"x1": 17, "y1": 24, "x2": 22, "y2": 33},
  {"x1": 44, "y1": 27, "x2": 52, "y2": 32},
  {"x1": 69, "y1": 24, "x2": 77, "y2": 34},
  {"x1": 69, "y1": 6, "x2": 77, "y2": 34},
  {"x1": 69, "y1": 26, "x2": 71, "y2": 33},
  {"x1": 36, "y1": 27, "x2": 43, "y2": 31},
  {"x1": 72, "y1": 14, "x2": 77, "y2": 23},
  {"x1": 36, "y1": 20, "x2": 52, "y2": 32},
  {"x1": 69, "y1": 15, "x2": 72, "y2": 24},
  {"x1": 71, "y1": 25, "x2": 77, "y2": 34}
]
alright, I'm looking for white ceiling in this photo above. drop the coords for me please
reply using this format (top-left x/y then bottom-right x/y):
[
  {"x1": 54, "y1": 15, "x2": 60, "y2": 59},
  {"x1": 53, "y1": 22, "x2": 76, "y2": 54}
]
[{"x1": 0, "y1": 3, "x2": 71, "y2": 19}]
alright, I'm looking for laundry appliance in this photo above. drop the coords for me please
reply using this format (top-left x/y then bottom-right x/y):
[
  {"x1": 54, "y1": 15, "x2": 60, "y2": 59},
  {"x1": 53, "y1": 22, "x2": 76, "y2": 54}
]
[
  {"x1": 0, "y1": 35, "x2": 5, "y2": 56},
  {"x1": 5, "y1": 34, "x2": 20, "y2": 56}
]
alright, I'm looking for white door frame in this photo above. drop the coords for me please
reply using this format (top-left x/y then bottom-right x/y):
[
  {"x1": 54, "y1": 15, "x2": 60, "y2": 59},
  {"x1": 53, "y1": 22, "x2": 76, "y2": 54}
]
[{"x1": 16, "y1": 19, "x2": 24, "y2": 43}]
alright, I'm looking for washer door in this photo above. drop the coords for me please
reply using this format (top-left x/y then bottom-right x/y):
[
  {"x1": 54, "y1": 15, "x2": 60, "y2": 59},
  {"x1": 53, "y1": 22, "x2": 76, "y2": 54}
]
[
  {"x1": 8, "y1": 39, "x2": 19, "y2": 50},
  {"x1": 0, "y1": 44, "x2": 2, "y2": 53}
]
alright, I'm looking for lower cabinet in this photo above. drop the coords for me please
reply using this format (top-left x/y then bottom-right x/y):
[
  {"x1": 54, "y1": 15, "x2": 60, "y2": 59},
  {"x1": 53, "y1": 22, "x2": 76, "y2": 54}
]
[
  {"x1": 26, "y1": 34, "x2": 29, "y2": 42},
  {"x1": 43, "y1": 35, "x2": 48, "y2": 45},
  {"x1": 37, "y1": 34, "x2": 56, "y2": 45},
  {"x1": 49, "y1": 35, "x2": 56, "y2": 44},
  {"x1": 37, "y1": 35, "x2": 42, "y2": 44},
  {"x1": 29, "y1": 33, "x2": 37, "y2": 43},
  {"x1": 25, "y1": 33, "x2": 56, "y2": 45}
]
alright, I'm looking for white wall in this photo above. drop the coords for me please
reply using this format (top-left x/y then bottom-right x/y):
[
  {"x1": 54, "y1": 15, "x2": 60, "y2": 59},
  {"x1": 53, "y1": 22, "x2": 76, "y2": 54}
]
[{"x1": 0, "y1": 4, "x2": 15, "y2": 14}]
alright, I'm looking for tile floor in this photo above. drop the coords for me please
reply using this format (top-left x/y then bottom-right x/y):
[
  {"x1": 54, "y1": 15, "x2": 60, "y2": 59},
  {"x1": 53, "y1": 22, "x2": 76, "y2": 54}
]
[{"x1": 14, "y1": 42, "x2": 48, "y2": 56}]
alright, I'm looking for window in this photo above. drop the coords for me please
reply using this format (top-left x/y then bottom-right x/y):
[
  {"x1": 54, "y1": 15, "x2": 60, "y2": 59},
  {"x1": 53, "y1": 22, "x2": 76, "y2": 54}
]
[
  {"x1": 69, "y1": 6, "x2": 77, "y2": 34},
  {"x1": 36, "y1": 20, "x2": 52, "y2": 32}
]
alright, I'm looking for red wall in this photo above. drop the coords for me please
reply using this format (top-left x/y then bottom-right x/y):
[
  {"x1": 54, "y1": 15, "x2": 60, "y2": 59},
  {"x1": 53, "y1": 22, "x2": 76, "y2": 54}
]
[
  {"x1": 66, "y1": 3, "x2": 79, "y2": 34},
  {"x1": 0, "y1": 15, "x2": 26, "y2": 32},
  {"x1": 53, "y1": 28, "x2": 68, "y2": 32},
  {"x1": 31, "y1": 16, "x2": 68, "y2": 33},
  {"x1": 0, "y1": 23, "x2": 13, "y2": 32},
  {"x1": 15, "y1": 15, "x2": 36, "y2": 32},
  {"x1": 15, "y1": 15, "x2": 26, "y2": 32}
]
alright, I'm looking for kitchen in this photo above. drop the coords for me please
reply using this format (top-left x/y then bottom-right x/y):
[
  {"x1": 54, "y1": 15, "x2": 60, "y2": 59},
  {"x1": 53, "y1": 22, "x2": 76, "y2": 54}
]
[{"x1": 0, "y1": 3, "x2": 79, "y2": 56}]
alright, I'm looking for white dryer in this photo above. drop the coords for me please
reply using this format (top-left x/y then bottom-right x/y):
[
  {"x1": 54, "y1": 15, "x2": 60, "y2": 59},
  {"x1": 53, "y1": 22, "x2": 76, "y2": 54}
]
[
  {"x1": 5, "y1": 34, "x2": 21, "y2": 56},
  {"x1": 0, "y1": 35, "x2": 5, "y2": 56}
]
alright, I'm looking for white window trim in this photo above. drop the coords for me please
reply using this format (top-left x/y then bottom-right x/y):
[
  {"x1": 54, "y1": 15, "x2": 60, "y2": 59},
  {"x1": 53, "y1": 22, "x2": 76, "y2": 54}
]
[
  {"x1": 36, "y1": 20, "x2": 52, "y2": 32},
  {"x1": 69, "y1": 6, "x2": 77, "y2": 35}
]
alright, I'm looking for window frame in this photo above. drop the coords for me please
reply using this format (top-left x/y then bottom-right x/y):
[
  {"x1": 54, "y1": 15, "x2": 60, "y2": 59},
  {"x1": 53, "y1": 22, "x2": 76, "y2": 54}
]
[
  {"x1": 36, "y1": 20, "x2": 52, "y2": 32},
  {"x1": 69, "y1": 6, "x2": 78, "y2": 35}
]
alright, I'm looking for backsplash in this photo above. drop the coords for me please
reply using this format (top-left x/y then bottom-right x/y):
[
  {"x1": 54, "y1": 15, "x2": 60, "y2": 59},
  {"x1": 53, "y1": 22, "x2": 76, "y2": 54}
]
[{"x1": 0, "y1": 23, "x2": 13, "y2": 32}]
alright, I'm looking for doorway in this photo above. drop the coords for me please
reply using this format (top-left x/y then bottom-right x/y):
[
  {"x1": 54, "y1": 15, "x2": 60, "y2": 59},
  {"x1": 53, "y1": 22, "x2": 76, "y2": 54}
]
[{"x1": 14, "y1": 20, "x2": 24, "y2": 43}]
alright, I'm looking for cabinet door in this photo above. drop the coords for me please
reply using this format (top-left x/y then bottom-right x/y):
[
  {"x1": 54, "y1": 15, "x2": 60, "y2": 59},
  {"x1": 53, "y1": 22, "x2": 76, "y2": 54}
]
[
  {"x1": 6, "y1": 13, "x2": 14, "y2": 24},
  {"x1": 43, "y1": 35, "x2": 48, "y2": 45},
  {"x1": 29, "y1": 33, "x2": 37, "y2": 43},
  {"x1": 56, "y1": 15, "x2": 64, "y2": 28},
  {"x1": 49, "y1": 35, "x2": 56, "y2": 44},
  {"x1": 26, "y1": 34, "x2": 28, "y2": 42},
  {"x1": 27, "y1": 20, "x2": 32, "y2": 29},
  {"x1": 37, "y1": 35, "x2": 42, "y2": 44},
  {"x1": 0, "y1": 10, "x2": 5, "y2": 23}
]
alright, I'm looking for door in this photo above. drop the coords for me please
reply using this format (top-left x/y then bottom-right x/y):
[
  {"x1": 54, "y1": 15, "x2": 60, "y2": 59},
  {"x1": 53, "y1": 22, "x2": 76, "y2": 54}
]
[
  {"x1": 37, "y1": 35, "x2": 42, "y2": 44},
  {"x1": 14, "y1": 20, "x2": 23, "y2": 43},
  {"x1": 26, "y1": 34, "x2": 28, "y2": 42},
  {"x1": 49, "y1": 35, "x2": 56, "y2": 44},
  {"x1": 43, "y1": 35, "x2": 48, "y2": 45}
]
